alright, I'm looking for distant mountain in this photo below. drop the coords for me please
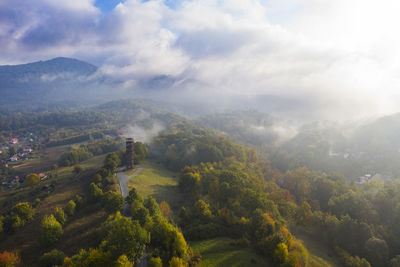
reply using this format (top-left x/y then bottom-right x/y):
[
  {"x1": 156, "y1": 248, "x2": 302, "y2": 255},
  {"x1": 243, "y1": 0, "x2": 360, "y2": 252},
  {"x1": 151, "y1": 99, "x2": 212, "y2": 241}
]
[{"x1": 0, "y1": 57, "x2": 108, "y2": 109}]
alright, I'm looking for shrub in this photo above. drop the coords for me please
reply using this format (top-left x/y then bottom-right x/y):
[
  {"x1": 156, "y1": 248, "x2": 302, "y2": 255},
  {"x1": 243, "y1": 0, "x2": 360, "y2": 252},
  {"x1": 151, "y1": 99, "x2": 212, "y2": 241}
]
[
  {"x1": 41, "y1": 215, "x2": 63, "y2": 246},
  {"x1": 39, "y1": 249, "x2": 65, "y2": 267},
  {"x1": 65, "y1": 200, "x2": 76, "y2": 216},
  {"x1": 54, "y1": 208, "x2": 67, "y2": 225},
  {"x1": 149, "y1": 257, "x2": 162, "y2": 267},
  {"x1": 25, "y1": 173, "x2": 40, "y2": 186}
]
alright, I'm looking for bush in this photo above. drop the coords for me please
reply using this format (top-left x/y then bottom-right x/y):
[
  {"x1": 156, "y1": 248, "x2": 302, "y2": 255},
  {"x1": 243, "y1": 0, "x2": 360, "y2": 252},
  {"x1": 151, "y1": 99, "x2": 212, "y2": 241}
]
[
  {"x1": 149, "y1": 257, "x2": 162, "y2": 267},
  {"x1": 41, "y1": 215, "x2": 63, "y2": 246},
  {"x1": 24, "y1": 173, "x2": 40, "y2": 186},
  {"x1": 54, "y1": 208, "x2": 67, "y2": 225},
  {"x1": 39, "y1": 249, "x2": 65, "y2": 267},
  {"x1": 65, "y1": 200, "x2": 76, "y2": 216},
  {"x1": 89, "y1": 183, "x2": 103, "y2": 203},
  {"x1": 11, "y1": 202, "x2": 35, "y2": 223},
  {"x1": 74, "y1": 194, "x2": 83, "y2": 209}
]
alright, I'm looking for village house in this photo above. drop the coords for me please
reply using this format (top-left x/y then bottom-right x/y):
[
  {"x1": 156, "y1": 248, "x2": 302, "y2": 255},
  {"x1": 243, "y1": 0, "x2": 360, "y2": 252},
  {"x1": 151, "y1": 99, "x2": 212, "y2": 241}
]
[
  {"x1": 10, "y1": 154, "x2": 18, "y2": 162},
  {"x1": 39, "y1": 173, "x2": 48, "y2": 180},
  {"x1": 10, "y1": 138, "x2": 18, "y2": 144}
]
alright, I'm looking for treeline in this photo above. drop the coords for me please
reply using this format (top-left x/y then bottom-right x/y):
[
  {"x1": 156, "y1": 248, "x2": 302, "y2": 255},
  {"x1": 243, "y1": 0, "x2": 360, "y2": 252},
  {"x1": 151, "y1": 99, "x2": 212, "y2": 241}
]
[
  {"x1": 47, "y1": 132, "x2": 106, "y2": 147},
  {"x1": 274, "y1": 167, "x2": 400, "y2": 267},
  {"x1": 58, "y1": 140, "x2": 122, "y2": 166},
  {"x1": 152, "y1": 125, "x2": 310, "y2": 266},
  {"x1": 151, "y1": 125, "x2": 246, "y2": 171},
  {"x1": 39, "y1": 146, "x2": 194, "y2": 266},
  {"x1": 0, "y1": 111, "x2": 108, "y2": 131},
  {"x1": 0, "y1": 99, "x2": 185, "y2": 133}
]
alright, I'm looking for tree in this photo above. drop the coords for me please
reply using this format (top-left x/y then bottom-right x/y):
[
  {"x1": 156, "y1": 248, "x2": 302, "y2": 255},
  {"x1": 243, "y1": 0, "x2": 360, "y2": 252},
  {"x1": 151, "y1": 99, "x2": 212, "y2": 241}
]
[
  {"x1": 41, "y1": 215, "x2": 63, "y2": 246},
  {"x1": 102, "y1": 191, "x2": 124, "y2": 213},
  {"x1": 365, "y1": 237, "x2": 389, "y2": 267},
  {"x1": 149, "y1": 257, "x2": 162, "y2": 267},
  {"x1": 64, "y1": 200, "x2": 76, "y2": 216},
  {"x1": 11, "y1": 202, "x2": 35, "y2": 223},
  {"x1": 160, "y1": 201, "x2": 172, "y2": 218},
  {"x1": 126, "y1": 188, "x2": 142, "y2": 204},
  {"x1": 39, "y1": 249, "x2": 65, "y2": 267},
  {"x1": 193, "y1": 200, "x2": 213, "y2": 222},
  {"x1": 144, "y1": 197, "x2": 160, "y2": 217},
  {"x1": 54, "y1": 208, "x2": 67, "y2": 225},
  {"x1": 102, "y1": 212, "x2": 150, "y2": 262},
  {"x1": 0, "y1": 251, "x2": 20, "y2": 266},
  {"x1": 274, "y1": 243, "x2": 288, "y2": 264},
  {"x1": 169, "y1": 257, "x2": 187, "y2": 267},
  {"x1": 25, "y1": 173, "x2": 40, "y2": 186},
  {"x1": 89, "y1": 182, "x2": 103, "y2": 202},
  {"x1": 115, "y1": 254, "x2": 132, "y2": 267}
]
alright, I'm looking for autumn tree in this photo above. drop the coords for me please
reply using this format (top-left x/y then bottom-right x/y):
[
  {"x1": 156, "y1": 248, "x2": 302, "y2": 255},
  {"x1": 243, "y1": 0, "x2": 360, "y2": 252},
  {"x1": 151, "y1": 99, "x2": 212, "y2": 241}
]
[{"x1": 25, "y1": 173, "x2": 40, "y2": 186}]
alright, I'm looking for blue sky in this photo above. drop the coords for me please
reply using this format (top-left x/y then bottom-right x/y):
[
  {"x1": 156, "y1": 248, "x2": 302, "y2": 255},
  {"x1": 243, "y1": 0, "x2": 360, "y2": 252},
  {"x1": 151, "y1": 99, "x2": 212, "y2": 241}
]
[{"x1": 95, "y1": 0, "x2": 122, "y2": 13}]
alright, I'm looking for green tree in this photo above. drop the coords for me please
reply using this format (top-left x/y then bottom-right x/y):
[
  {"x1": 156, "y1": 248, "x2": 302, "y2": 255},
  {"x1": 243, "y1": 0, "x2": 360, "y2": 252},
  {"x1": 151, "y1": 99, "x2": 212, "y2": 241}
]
[
  {"x1": 115, "y1": 254, "x2": 132, "y2": 267},
  {"x1": 149, "y1": 257, "x2": 162, "y2": 267},
  {"x1": 64, "y1": 200, "x2": 76, "y2": 216},
  {"x1": 39, "y1": 249, "x2": 65, "y2": 267},
  {"x1": 41, "y1": 215, "x2": 63, "y2": 246},
  {"x1": 102, "y1": 212, "x2": 150, "y2": 262},
  {"x1": 103, "y1": 191, "x2": 124, "y2": 213},
  {"x1": 364, "y1": 237, "x2": 389, "y2": 267},
  {"x1": 53, "y1": 208, "x2": 67, "y2": 225},
  {"x1": 169, "y1": 257, "x2": 187, "y2": 267},
  {"x1": 126, "y1": 188, "x2": 142, "y2": 204},
  {"x1": 24, "y1": 173, "x2": 40, "y2": 186},
  {"x1": 144, "y1": 197, "x2": 160, "y2": 217},
  {"x1": 89, "y1": 182, "x2": 103, "y2": 202},
  {"x1": 11, "y1": 202, "x2": 35, "y2": 223}
]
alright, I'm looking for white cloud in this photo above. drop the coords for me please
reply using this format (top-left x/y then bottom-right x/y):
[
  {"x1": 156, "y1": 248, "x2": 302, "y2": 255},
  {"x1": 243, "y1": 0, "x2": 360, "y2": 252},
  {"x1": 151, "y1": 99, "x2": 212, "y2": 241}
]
[{"x1": 1, "y1": 0, "x2": 400, "y2": 120}]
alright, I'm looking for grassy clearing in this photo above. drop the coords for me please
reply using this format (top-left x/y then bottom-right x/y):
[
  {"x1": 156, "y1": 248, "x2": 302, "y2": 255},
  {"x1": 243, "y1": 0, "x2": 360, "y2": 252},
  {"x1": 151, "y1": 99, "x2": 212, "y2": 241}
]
[
  {"x1": 190, "y1": 238, "x2": 272, "y2": 267},
  {"x1": 127, "y1": 160, "x2": 182, "y2": 208},
  {"x1": 12, "y1": 145, "x2": 71, "y2": 175},
  {"x1": 0, "y1": 154, "x2": 107, "y2": 266},
  {"x1": 290, "y1": 227, "x2": 341, "y2": 267}
]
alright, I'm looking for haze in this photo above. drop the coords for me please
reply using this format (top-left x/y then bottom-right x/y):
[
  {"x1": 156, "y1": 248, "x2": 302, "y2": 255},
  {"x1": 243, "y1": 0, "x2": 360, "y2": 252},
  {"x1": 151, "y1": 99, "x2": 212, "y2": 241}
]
[{"x1": 1, "y1": 0, "x2": 399, "y2": 120}]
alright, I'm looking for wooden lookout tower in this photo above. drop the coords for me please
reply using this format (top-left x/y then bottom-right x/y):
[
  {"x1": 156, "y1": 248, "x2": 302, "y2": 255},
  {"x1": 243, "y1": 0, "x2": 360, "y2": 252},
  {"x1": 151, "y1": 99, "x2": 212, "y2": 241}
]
[{"x1": 126, "y1": 138, "x2": 134, "y2": 170}]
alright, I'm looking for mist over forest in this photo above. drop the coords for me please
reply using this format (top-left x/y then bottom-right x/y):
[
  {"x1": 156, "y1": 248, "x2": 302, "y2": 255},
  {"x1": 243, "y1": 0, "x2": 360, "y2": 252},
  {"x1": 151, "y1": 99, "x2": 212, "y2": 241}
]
[{"x1": 2, "y1": 1, "x2": 400, "y2": 267}]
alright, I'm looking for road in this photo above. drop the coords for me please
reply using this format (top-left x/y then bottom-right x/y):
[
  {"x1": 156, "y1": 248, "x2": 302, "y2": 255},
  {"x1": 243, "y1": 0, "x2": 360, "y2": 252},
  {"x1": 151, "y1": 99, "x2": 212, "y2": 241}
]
[{"x1": 116, "y1": 166, "x2": 147, "y2": 267}]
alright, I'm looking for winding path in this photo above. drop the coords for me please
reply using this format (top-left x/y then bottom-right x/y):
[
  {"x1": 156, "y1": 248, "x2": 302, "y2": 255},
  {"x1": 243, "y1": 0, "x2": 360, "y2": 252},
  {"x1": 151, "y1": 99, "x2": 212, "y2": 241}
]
[{"x1": 116, "y1": 166, "x2": 147, "y2": 267}]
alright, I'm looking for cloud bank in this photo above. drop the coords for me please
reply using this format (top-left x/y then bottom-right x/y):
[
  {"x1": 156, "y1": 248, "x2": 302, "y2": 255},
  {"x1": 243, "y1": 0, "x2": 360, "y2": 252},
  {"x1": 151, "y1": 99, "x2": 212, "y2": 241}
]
[{"x1": 1, "y1": 0, "x2": 400, "y2": 120}]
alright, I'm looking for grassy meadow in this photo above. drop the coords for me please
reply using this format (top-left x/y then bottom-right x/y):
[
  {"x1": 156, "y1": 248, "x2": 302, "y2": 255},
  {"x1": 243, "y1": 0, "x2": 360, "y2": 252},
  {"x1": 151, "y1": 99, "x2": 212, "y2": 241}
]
[
  {"x1": 190, "y1": 238, "x2": 272, "y2": 267},
  {"x1": 127, "y1": 160, "x2": 182, "y2": 208}
]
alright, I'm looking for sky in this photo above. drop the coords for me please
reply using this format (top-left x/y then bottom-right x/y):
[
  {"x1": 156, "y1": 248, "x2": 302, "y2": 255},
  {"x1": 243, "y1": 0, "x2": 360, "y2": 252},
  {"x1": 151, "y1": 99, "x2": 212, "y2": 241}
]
[{"x1": 1, "y1": 0, "x2": 400, "y2": 120}]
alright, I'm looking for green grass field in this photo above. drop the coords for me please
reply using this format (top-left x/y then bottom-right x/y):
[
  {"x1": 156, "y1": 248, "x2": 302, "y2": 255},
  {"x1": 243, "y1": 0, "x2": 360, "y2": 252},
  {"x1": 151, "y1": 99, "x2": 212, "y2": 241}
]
[
  {"x1": 190, "y1": 238, "x2": 272, "y2": 267},
  {"x1": 127, "y1": 160, "x2": 182, "y2": 208}
]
